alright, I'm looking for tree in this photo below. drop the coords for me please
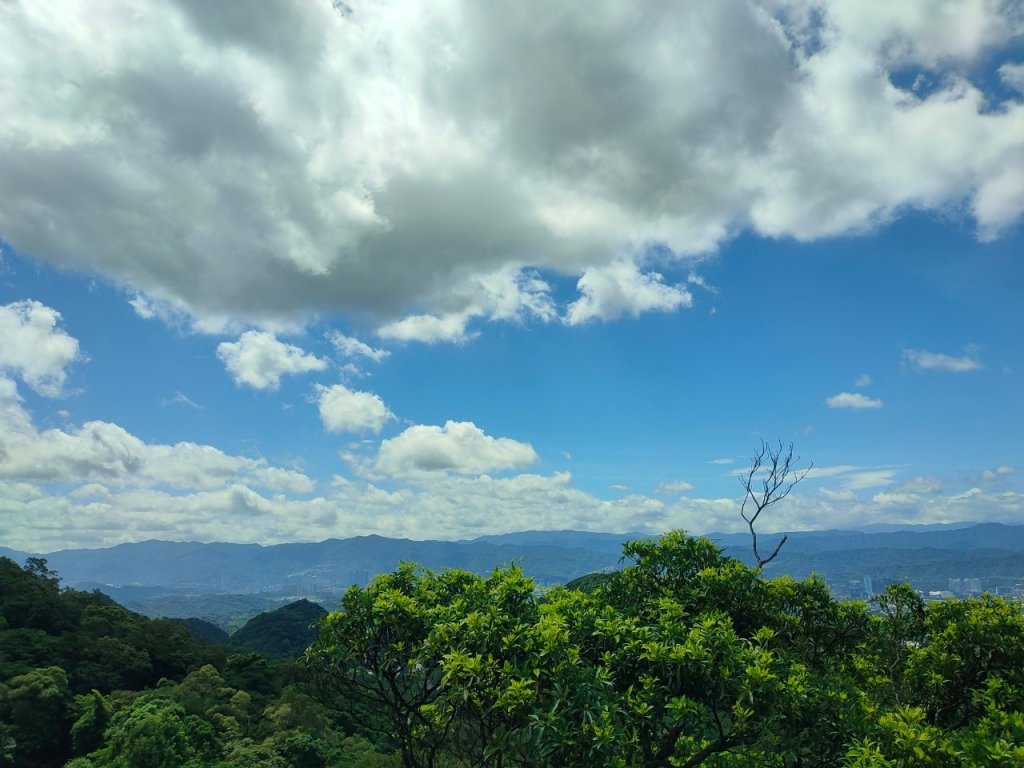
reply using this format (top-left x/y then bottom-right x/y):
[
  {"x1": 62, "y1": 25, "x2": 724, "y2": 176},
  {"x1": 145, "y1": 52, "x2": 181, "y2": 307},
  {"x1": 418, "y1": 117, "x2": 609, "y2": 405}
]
[
  {"x1": 98, "y1": 697, "x2": 221, "y2": 768},
  {"x1": 23, "y1": 558, "x2": 61, "y2": 588},
  {"x1": 70, "y1": 690, "x2": 112, "y2": 756},
  {"x1": 307, "y1": 533, "x2": 875, "y2": 767},
  {"x1": 307, "y1": 564, "x2": 524, "y2": 767},
  {"x1": 3, "y1": 666, "x2": 73, "y2": 767},
  {"x1": 738, "y1": 441, "x2": 810, "y2": 569}
]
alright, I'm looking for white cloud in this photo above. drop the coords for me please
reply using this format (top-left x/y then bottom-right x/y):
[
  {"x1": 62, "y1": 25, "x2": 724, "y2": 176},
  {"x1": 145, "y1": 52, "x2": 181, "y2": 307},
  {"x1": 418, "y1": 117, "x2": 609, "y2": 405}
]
[
  {"x1": 315, "y1": 384, "x2": 393, "y2": 434},
  {"x1": 0, "y1": 300, "x2": 81, "y2": 396},
  {"x1": 805, "y1": 466, "x2": 900, "y2": 493},
  {"x1": 895, "y1": 476, "x2": 942, "y2": 494},
  {"x1": 565, "y1": 259, "x2": 692, "y2": 325},
  {"x1": 854, "y1": 373, "x2": 872, "y2": 387},
  {"x1": 217, "y1": 331, "x2": 327, "y2": 390},
  {"x1": 0, "y1": 374, "x2": 313, "y2": 493},
  {"x1": 826, "y1": 392, "x2": 884, "y2": 409},
  {"x1": 161, "y1": 391, "x2": 202, "y2": 409},
  {"x1": 4, "y1": 1, "x2": 1020, "y2": 331},
  {"x1": 17, "y1": 467, "x2": 1024, "y2": 552},
  {"x1": 903, "y1": 346, "x2": 983, "y2": 372},
  {"x1": 656, "y1": 480, "x2": 696, "y2": 494},
  {"x1": 327, "y1": 330, "x2": 389, "y2": 363},
  {"x1": 802, "y1": 465, "x2": 859, "y2": 480},
  {"x1": 377, "y1": 265, "x2": 556, "y2": 344},
  {"x1": 819, "y1": 488, "x2": 857, "y2": 502},
  {"x1": 687, "y1": 272, "x2": 719, "y2": 295},
  {"x1": 872, "y1": 492, "x2": 922, "y2": 507},
  {"x1": 709, "y1": 458, "x2": 735, "y2": 465},
  {"x1": 840, "y1": 470, "x2": 898, "y2": 491},
  {"x1": 377, "y1": 311, "x2": 478, "y2": 345},
  {"x1": 982, "y1": 464, "x2": 1016, "y2": 481},
  {"x1": 1, "y1": 406, "x2": 1021, "y2": 549},
  {"x1": 375, "y1": 420, "x2": 538, "y2": 476}
]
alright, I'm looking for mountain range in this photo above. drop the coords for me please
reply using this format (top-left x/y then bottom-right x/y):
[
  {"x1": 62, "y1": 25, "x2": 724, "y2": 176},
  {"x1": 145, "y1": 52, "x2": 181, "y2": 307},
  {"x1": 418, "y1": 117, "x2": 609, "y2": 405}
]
[{"x1": 4, "y1": 522, "x2": 1023, "y2": 595}]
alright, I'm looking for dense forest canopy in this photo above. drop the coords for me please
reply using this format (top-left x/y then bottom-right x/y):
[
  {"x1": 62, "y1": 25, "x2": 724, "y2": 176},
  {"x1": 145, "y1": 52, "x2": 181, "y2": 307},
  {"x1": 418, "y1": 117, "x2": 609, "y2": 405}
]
[
  {"x1": 307, "y1": 532, "x2": 1024, "y2": 766},
  {"x1": 2, "y1": 529, "x2": 1024, "y2": 766},
  {"x1": 0, "y1": 556, "x2": 397, "y2": 767}
]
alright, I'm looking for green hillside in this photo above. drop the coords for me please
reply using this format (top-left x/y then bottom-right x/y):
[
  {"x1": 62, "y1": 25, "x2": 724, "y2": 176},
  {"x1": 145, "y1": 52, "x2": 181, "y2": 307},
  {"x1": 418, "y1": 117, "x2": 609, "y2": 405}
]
[{"x1": 229, "y1": 599, "x2": 328, "y2": 658}]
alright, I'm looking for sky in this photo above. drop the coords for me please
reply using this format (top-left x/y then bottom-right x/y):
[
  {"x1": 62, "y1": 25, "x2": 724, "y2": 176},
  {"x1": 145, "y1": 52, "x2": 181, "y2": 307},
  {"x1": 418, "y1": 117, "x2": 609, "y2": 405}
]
[{"x1": 1, "y1": 0, "x2": 1022, "y2": 552}]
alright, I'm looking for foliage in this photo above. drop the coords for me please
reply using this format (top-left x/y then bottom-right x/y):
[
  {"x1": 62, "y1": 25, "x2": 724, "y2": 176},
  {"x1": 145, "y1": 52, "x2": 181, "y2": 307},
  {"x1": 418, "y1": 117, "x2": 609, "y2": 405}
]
[
  {"x1": 1, "y1": 666, "x2": 71, "y2": 767},
  {"x1": 229, "y1": 599, "x2": 328, "y2": 659},
  {"x1": 3, "y1": 534, "x2": 1024, "y2": 767},
  {"x1": 308, "y1": 531, "x2": 1024, "y2": 768},
  {"x1": 0, "y1": 557, "x2": 220, "y2": 689},
  {"x1": 0, "y1": 557, "x2": 398, "y2": 767}
]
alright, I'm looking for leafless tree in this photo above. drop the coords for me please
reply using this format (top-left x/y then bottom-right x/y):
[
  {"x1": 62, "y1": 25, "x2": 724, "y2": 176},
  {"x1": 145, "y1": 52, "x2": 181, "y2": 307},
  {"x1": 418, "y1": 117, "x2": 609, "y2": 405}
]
[{"x1": 739, "y1": 440, "x2": 811, "y2": 569}]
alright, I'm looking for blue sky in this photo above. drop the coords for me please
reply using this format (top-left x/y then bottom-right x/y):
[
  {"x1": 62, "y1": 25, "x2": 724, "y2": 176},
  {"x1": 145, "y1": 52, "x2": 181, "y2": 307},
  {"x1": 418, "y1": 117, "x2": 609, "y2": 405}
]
[{"x1": 1, "y1": 1, "x2": 1022, "y2": 550}]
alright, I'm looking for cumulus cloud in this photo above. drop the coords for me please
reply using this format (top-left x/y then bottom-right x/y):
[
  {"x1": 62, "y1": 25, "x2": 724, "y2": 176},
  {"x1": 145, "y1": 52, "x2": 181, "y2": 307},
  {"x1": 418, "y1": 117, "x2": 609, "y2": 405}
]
[
  {"x1": 565, "y1": 259, "x2": 692, "y2": 325},
  {"x1": 375, "y1": 420, "x2": 539, "y2": 476},
  {"x1": 872, "y1": 491, "x2": 924, "y2": 507},
  {"x1": 0, "y1": 300, "x2": 81, "y2": 396},
  {"x1": 315, "y1": 383, "x2": 394, "y2": 434},
  {"x1": 377, "y1": 266, "x2": 556, "y2": 344},
  {"x1": 217, "y1": 331, "x2": 327, "y2": 390},
  {"x1": 826, "y1": 392, "x2": 884, "y2": 409},
  {"x1": 2, "y1": 1, "x2": 1022, "y2": 332},
  {"x1": 903, "y1": 346, "x2": 983, "y2": 372},
  {"x1": 982, "y1": 464, "x2": 1016, "y2": 481},
  {"x1": 895, "y1": 476, "x2": 943, "y2": 494},
  {"x1": 377, "y1": 311, "x2": 479, "y2": 345},
  {"x1": 6, "y1": 459, "x2": 1022, "y2": 551},
  {"x1": 0, "y1": 378, "x2": 1020, "y2": 549},
  {"x1": 855, "y1": 373, "x2": 872, "y2": 387},
  {"x1": 0, "y1": 375, "x2": 313, "y2": 493}
]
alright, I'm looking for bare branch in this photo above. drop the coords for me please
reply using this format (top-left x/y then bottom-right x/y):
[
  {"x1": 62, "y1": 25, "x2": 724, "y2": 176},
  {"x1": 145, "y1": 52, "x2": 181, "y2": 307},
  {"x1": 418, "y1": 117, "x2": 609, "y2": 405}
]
[{"x1": 738, "y1": 440, "x2": 811, "y2": 569}]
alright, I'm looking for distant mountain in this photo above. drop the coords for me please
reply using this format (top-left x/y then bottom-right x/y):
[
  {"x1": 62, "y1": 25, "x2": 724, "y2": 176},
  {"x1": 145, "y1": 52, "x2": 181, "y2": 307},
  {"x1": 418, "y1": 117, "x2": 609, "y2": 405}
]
[
  {"x1": 0, "y1": 546, "x2": 30, "y2": 563},
  {"x1": 38, "y1": 535, "x2": 621, "y2": 592},
  {"x1": 6, "y1": 523, "x2": 1023, "y2": 613},
  {"x1": 473, "y1": 529, "x2": 650, "y2": 555},
  {"x1": 46, "y1": 540, "x2": 265, "y2": 589},
  {"x1": 229, "y1": 599, "x2": 328, "y2": 658},
  {"x1": 853, "y1": 521, "x2": 978, "y2": 533}
]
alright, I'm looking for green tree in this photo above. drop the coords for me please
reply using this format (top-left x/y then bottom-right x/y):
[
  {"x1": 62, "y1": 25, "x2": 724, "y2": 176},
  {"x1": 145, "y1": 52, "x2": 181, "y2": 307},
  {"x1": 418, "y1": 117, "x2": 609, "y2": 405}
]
[
  {"x1": 906, "y1": 595, "x2": 1024, "y2": 728},
  {"x1": 98, "y1": 697, "x2": 221, "y2": 768},
  {"x1": 308, "y1": 532, "x2": 877, "y2": 767},
  {"x1": 70, "y1": 690, "x2": 112, "y2": 756},
  {"x1": 3, "y1": 666, "x2": 72, "y2": 767}
]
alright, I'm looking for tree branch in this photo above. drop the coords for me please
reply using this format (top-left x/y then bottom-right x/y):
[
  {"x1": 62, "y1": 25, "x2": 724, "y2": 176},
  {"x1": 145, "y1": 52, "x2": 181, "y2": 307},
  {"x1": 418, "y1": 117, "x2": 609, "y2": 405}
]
[{"x1": 738, "y1": 440, "x2": 810, "y2": 569}]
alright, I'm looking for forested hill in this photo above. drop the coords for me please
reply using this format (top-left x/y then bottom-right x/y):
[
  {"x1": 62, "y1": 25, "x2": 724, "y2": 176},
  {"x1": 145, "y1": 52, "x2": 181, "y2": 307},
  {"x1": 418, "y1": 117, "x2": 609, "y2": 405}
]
[
  {"x1": 4, "y1": 522, "x2": 1023, "y2": 596},
  {"x1": 228, "y1": 599, "x2": 327, "y2": 658},
  {"x1": 0, "y1": 555, "x2": 400, "y2": 767}
]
